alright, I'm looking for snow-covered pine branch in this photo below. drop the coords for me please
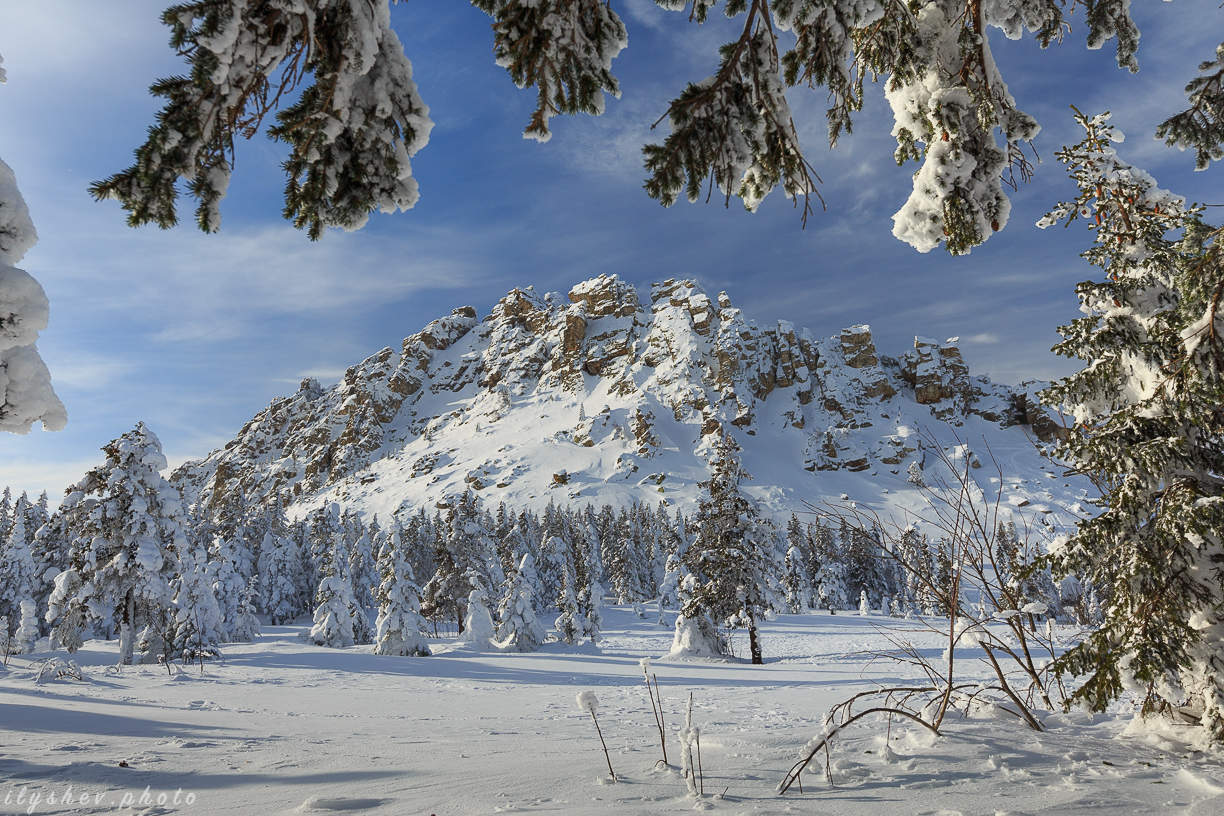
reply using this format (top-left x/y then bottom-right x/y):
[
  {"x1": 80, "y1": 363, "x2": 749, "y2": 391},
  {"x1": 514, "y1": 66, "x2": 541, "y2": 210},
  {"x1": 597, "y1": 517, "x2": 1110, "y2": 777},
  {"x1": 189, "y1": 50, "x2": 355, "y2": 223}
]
[
  {"x1": 1157, "y1": 41, "x2": 1224, "y2": 171},
  {"x1": 89, "y1": 0, "x2": 432, "y2": 240},
  {"x1": 99, "y1": 2, "x2": 1223, "y2": 252}
]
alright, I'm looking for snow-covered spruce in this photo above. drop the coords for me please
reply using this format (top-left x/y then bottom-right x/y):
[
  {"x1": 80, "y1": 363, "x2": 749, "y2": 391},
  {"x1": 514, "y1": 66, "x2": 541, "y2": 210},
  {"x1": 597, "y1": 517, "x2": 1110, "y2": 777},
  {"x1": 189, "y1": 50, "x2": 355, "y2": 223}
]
[
  {"x1": 373, "y1": 529, "x2": 430, "y2": 657},
  {"x1": 679, "y1": 434, "x2": 777, "y2": 663},
  {"x1": 460, "y1": 573, "x2": 496, "y2": 649},
  {"x1": 1039, "y1": 111, "x2": 1224, "y2": 746},
  {"x1": 309, "y1": 543, "x2": 363, "y2": 649},
  {"x1": 496, "y1": 553, "x2": 545, "y2": 653},
  {"x1": 172, "y1": 545, "x2": 224, "y2": 664},
  {"x1": 42, "y1": 424, "x2": 188, "y2": 664},
  {"x1": 15, "y1": 599, "x2": 38, "y2": 654}
]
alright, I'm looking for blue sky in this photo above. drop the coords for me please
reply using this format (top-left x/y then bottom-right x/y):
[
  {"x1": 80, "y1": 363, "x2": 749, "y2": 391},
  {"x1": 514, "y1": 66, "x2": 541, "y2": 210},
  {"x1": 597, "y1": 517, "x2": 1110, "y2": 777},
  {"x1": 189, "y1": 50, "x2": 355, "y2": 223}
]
[{"x1": 0, "y1": 0, "x2": 1221, "y2": 499}]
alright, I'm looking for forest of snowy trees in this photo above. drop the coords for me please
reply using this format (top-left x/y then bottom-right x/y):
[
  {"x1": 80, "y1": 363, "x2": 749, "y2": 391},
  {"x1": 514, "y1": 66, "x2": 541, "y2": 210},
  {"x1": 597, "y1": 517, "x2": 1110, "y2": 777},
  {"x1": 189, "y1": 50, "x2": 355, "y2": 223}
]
[{"x1": 0, "y1": 425, "x2": 1106, "y2": 670}]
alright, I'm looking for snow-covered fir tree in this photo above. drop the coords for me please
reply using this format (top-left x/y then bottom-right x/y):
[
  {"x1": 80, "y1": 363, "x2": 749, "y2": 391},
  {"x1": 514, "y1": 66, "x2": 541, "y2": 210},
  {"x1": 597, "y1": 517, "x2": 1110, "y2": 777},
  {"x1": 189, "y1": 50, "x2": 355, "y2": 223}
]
[
  {"x1": 0, "y1": 505, "x2": 37, "y2": 625},
  {"x1": 783, "y1": 544, "x2": 809, "y2": 614},
  {"x1": 172, "y1": 545, "x2": 224, "y2": 664},
  {"x1": 209, "y1": 536, "x2": 247, "y2": 642},
  {"x1": 229, "y1": 577, "x2": 261, "y2": 642},
  {"x1": 1039, "y1": 111, "x2": 1224, "y2": 745},
  {"x1": 15, "y1": 599, "x2": 38, "y2": 654},
  {"x1": 309, "y1": 542, "x2": 362, "y2": 649},
  {"x1": 373, "y1": 528, "x2": 431, "y2": 657},
  {"x1": 682, "y1": 434, "x2": 776, "y2": 664},
  {"x1": 259, "y1": 524, "x2": 301, "y2": 625},
  {"x1": 461, "y1": 573, "x2": 497, "y2": 648},
  {"x1": 553, "y1": 563, "x2": 585, "y2": 646},
  {"x1": 669, "y1": 572, "x2": 726, "y2": 659},
  {"x1": 44, "y1": 423, "x2": 188, "y2": 664},
  {"x1": 347, "y1": 512, "x2": 378, "y2": 604},
  {"x1": 496, "y1": 552, "x2": 544, "y2": 653}
]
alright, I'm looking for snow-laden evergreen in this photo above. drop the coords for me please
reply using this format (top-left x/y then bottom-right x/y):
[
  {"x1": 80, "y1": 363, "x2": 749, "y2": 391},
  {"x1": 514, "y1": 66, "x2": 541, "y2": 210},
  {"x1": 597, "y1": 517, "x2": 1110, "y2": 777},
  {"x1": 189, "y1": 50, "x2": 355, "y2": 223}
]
[
  {"x1": 173, "y1": 546, "x2": 224, "y2": 663},
  {"x1": 90, "y1": 0, "x2": 432, "y2": 239},
  {"x1": 0, "y1": 54, "x2": 65, "y2": 435},
  {"x1": 14, "y1": 599, "x2": 37, "y2": 654},
  {"x1": 0, "y1": 506, "x2": 37, "y2": 625},
  {"x1": 309, "y1": 542, "x2": 362, "y2": 649},
  {"x1": 259, "y1": 527, "x2": 301, "y2": 625},
  {"x1": 681, "y1": 435, "x2": 777, "y2": 663},
  {"x1": 373, "y1": 529, "x2": 430, "y2": 657},
  {"x1": 461, "y1": 574, "x2": 497, "y2": 649},
  {"x1": 209, "y1": 536, "x2": 247, "y2": 642},
  {"x1": 43, "y1": 424, "x2": 188, "y2": 664},
  {"x1": 1039, "y1": 111, "x2": 1224, "y2": 746},
  {"x1": 496, "y1": 553, "x2": 544, "y2": 653}
]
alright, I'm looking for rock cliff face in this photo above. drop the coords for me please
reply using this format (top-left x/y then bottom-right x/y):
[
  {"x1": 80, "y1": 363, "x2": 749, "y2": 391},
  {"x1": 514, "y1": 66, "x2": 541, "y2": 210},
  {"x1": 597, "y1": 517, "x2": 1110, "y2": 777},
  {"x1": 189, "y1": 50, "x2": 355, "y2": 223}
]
[{"x1": 172, "y1": 275, "x2": 1077, "y2": 527}]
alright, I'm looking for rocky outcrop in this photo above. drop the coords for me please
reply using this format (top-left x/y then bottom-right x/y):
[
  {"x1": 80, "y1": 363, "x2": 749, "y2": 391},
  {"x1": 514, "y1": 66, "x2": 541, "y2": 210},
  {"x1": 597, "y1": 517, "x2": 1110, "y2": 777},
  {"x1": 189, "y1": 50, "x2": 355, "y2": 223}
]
[{"x1": 172, "y1": 275, "x2": 1062, "y2": 523}]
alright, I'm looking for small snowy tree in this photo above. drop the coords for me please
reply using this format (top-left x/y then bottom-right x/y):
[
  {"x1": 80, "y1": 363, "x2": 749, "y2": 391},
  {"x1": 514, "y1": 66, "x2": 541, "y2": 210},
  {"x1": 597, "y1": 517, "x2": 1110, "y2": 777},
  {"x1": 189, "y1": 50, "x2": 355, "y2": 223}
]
[
  {"x1": 259, "y1": 528, "x2": 301, "y2": 625},
  {"x1": 496, "y1": 552, "x2": 544, "y2": 653},
  {"x1": 461, "y1": 572, "x2": 497, "y2": 648},
  {"x1": 15, "y1": 599, "x2": 38, "y2": 654},
  {"x1": 229, "y1": 577, "x2": 261, "y2": 642},
  {"x1": 553, "y1": 564, "x2": 585, "y2": 646},
  {"x1": 172, "y1": 546, "x2": 224, "y2": 664},
  {"x1": 0, "y1": 507, "x2": 37, "y2": 624},
  {"x1": 209, "y1": 536, "x2": 247, "y2": 641},
  {"x1": 373, "y1": 530, "x2": 430, "y2": 657},
  {"x1": 309, "y1": 544, "x2": 360, "y2": 649},
  {"x1": 782, "y1": 544, "x2": 808, "y2": 614},
  {"x1": 669, "y1": 573, "x2": 726, "y2": 660}
]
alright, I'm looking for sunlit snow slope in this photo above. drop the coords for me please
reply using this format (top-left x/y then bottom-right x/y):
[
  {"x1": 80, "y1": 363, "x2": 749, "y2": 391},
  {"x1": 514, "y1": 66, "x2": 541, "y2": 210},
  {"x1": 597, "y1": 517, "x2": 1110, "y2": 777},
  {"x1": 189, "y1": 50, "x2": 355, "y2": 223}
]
[{"x1": 172, "y1": 276, "x2": 1085, "y2": 531}]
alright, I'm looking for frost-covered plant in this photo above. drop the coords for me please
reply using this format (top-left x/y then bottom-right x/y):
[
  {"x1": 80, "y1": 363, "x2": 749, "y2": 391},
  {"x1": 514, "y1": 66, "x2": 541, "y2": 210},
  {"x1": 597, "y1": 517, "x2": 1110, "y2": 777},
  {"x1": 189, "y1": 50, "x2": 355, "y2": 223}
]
[
  {"x1": 641, "y1": 657, "x2": 669, "y2": 767},
  {"x1": 35, "y1": 657, "x2": 84, "y2": 684},
  {"x1": 0, "y1": 615, "x2": 10, "y2": 665},
  {"x1": 781, "y1": 438, "x2": 1071, "y2": 793},
  {"x1": 678, "y1": 691, "x2": 703, "y2": 798},
  {"x1": 1038, "y1": 110, "x2": 1224, "y2": 746},
  {"x1": 576, "y1": 690, "x2": 616, "y2": 782}
]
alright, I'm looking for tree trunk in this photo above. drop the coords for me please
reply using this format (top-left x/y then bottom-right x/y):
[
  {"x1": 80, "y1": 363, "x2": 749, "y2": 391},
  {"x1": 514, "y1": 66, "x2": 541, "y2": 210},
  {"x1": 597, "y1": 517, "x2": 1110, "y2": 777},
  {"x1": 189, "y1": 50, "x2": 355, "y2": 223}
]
[
  {"x1": 118, "y1": 591, "x2": 135, "y2": 665},
  {"x1": 748, "y1": 617, "x2": 763, "y2": 665}
]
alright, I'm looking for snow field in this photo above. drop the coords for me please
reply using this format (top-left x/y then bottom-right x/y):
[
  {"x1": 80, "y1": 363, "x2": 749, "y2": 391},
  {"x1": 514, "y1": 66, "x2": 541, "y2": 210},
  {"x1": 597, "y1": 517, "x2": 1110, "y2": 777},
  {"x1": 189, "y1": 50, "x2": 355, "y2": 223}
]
[{"x1": 2, "y1": 606, "x2": 1222, "y2": 815}]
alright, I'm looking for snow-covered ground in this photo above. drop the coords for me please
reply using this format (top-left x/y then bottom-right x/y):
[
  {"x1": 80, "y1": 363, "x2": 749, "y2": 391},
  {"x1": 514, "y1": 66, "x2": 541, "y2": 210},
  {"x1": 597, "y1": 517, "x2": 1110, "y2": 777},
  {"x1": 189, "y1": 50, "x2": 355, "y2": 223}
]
[{"x1": 2, "y1": 607, "x2": 1221, "y2": 815}]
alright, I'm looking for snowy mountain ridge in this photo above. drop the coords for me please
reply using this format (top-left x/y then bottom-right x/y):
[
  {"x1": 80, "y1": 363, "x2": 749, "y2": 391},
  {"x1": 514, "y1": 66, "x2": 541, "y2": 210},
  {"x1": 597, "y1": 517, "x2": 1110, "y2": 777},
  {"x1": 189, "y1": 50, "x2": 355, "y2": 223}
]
[{"x1": 171, "y1": 275, "x2": 1082, "y2": 529}]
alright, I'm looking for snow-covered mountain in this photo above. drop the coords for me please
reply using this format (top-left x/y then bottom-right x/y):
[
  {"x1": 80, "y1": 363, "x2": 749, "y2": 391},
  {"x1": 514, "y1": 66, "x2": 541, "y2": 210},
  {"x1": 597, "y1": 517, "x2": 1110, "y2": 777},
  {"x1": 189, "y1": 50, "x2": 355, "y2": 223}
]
[{"x1": 171, "y1": 275, "x2": 1084, "y2": 529}]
